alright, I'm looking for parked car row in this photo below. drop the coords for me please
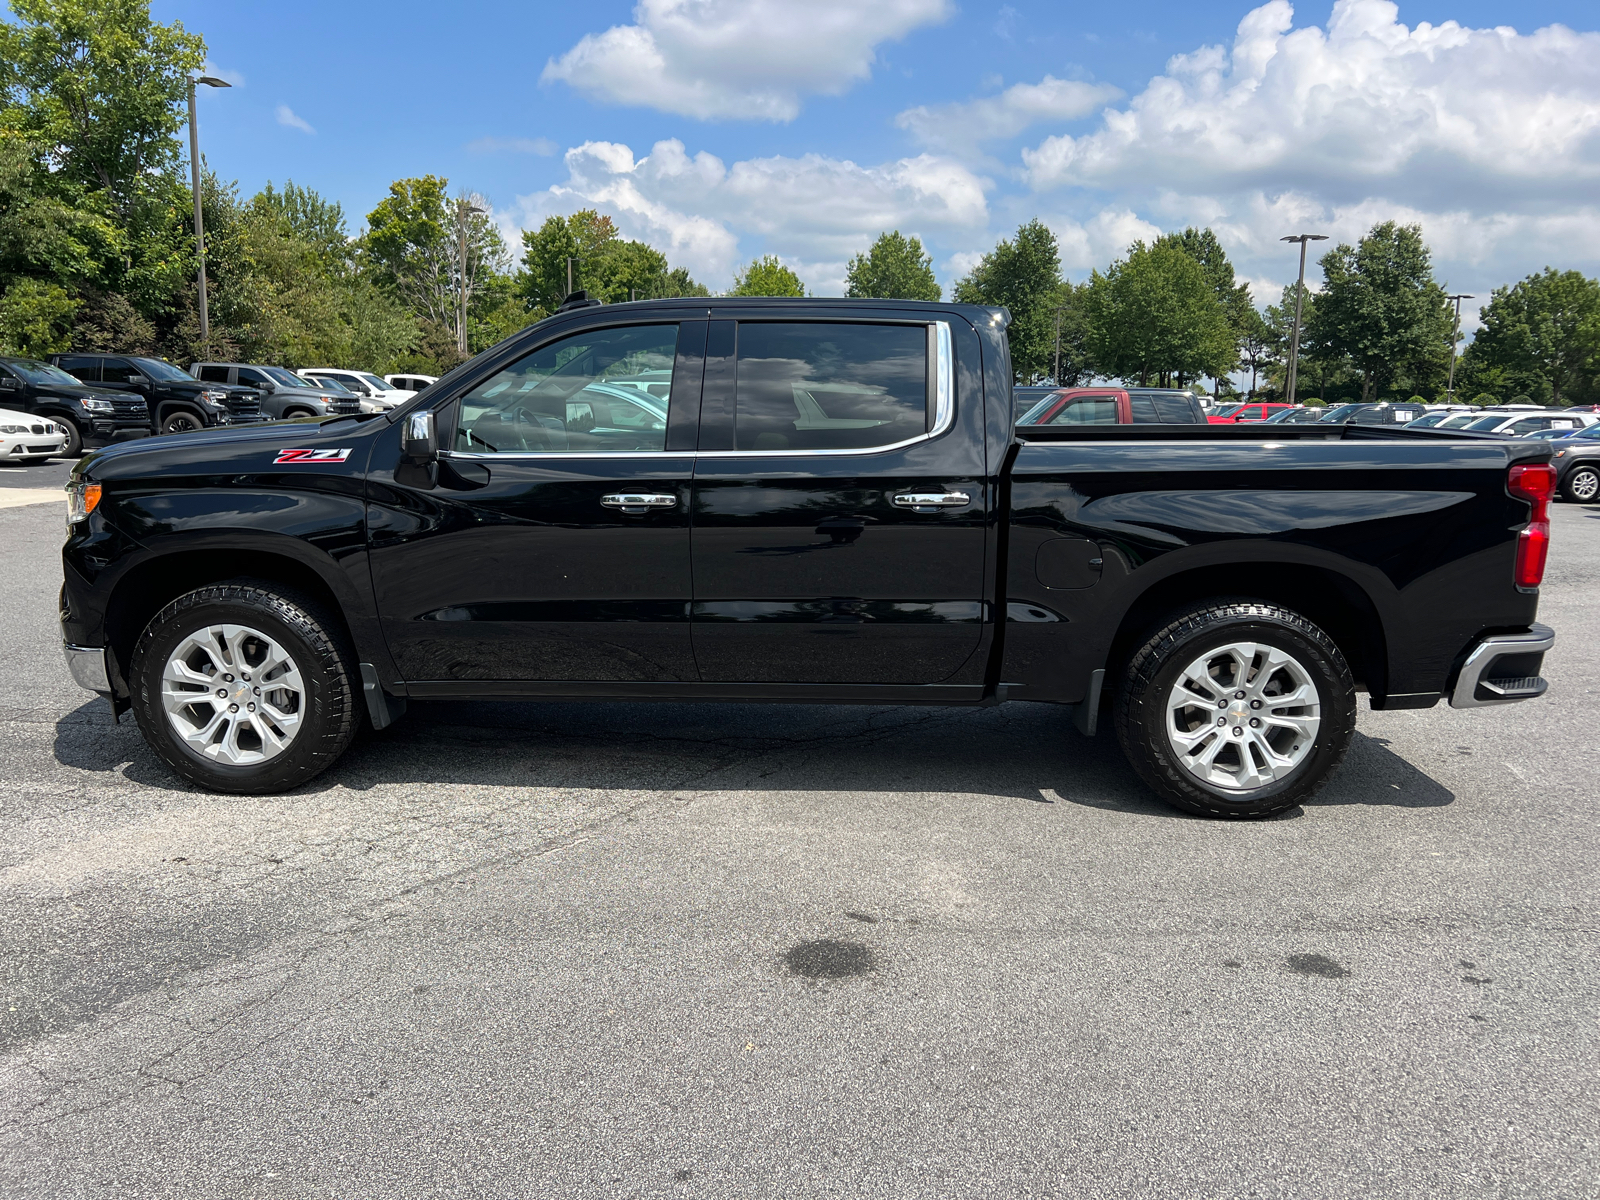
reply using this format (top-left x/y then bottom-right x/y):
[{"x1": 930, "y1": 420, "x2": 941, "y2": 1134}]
[{"x1": 0, "y1": 352, "x2": 426, "y2": 459}]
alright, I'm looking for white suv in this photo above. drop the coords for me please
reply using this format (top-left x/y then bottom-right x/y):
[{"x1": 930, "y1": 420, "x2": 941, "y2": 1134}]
[
  {"x1": 1460, "y1": 410, "x2": 1599, "y2": 437},
  {"x1": 296, "y1": 369, "x2": 411, "y2": 412}
]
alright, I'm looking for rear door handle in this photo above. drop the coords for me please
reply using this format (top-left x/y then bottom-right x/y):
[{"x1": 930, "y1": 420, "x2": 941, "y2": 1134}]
[
  {"x1": 601, "y1": 492, "x2": 678, "y2": 514},
  {"x1": 892, "y1": 491, "x2": 971, "y2": 513}
]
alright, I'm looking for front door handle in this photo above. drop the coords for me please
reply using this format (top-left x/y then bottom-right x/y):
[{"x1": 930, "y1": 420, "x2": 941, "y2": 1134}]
[
  {"x1": 891, "y1": 491, "x2": 971, "y2": 513},
  {"x1": 601, "y1": 492, "x2": 678, "y2": 515}
]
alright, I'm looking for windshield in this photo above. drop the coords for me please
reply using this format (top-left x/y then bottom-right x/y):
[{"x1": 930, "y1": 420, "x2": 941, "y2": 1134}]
[
  {"x1": 1319, "y1": 404, "x2": 1363, "y2": 422},
  {"x1": 356, "y1": 373, "x2": 390, "y2": 391},
  {"x1": 1215, "y1": 403, "x2": 1247, "y2": 417},
  {"x1": 1017, "y1": 394, "x2": 1063, "y2": 424},
  {"x1": 1569, "y1": 424, "x2": 1600, "y2": 440},
  {"x1": 6, "y1": 359, "x2": 83, "y2": 386},
  {"x1": 263, "y1": 367, "x2": 309, "y2": 387},
  {"x1": 131, "y1": 357, "x2": 195, "y2": 382},
  {"x1": 1406, "y1": 413, "x2": 1446, "y2": 428},
  {"x1": 1464, "y1": 415, "x2": 1509, "y2": 431},
  {"x1": 1436, "y1": 413, "x2": 1478, "y2": 428}
]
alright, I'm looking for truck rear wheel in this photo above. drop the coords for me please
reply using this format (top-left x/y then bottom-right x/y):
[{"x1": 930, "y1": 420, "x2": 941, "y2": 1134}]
[
  {"x1": 1114, "y1": 601, "x2": 1356, "y2": 819},
  {"x1": 130, "y1": 581, "x2": 360, "y2": 794}
]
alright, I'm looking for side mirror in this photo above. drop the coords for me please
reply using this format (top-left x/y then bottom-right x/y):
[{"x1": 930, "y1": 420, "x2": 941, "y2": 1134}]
[
  {"x1": 0, "y1": 377, "x2": 17, "y2": 390},
  {"x1": 401, "y1": 410, "x2": 437, "y2": 464}
]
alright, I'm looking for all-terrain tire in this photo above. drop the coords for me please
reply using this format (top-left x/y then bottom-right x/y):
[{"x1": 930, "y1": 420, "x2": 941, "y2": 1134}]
[
  {"x1": 1114, "y1": 600, "x2": 1357, "y2": 819},
  {"x1": 130, "y1": 581, "x2": 360, "y2": 793}
]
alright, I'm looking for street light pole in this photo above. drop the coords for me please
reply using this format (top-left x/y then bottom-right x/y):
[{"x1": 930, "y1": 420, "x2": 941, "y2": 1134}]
[
  {"x1": 457, "y1": 198, "x2": 486, "y2": 357},
  {"x1": 567, "y1": 256, "x2": 578, "y2": 297},
  {"x1": 1280, "y1": 233, "x2": 1327, "y2": 405},
  {"x1": 1445, "y1": 294, "x2": 1474, "y2": 401},
  {"x1": 187, "y1": 76, "x2": 231, "y2": 354}
]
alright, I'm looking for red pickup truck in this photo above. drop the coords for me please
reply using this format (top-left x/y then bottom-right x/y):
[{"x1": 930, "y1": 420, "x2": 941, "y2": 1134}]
[
  {"x1": 1208, "y1": 402, "x2": 1295, "y2": 424},
  {"x1": 1015, "y1": 387, "x2": 1207, "y2": 425}
]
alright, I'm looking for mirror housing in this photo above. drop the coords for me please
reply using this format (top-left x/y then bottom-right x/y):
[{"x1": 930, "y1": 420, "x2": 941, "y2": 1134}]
[{"x1": 401, "y1": 410, "x2": 438, "y2": 465}]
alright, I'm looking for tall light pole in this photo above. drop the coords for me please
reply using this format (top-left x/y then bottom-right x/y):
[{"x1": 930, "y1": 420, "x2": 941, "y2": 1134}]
[
  {"x1": 1445, "y1": 294, "x2": 1474, "y2": 401},
  {"x1": 1053, "y1": 304, "x2": 1071, "y2": 386},
  {"x1": 1280, "y1": 233, "x2": 1327, "y2": 405},
  {"x1": 456, "y1": 198, "x2": 486, "y2": 356},
  {"x1": 187, "y1": 76, "x2": 231, "y2": 353},
  {"x1": 566, "y1": 255, "x2": 579, "y2": 297}
]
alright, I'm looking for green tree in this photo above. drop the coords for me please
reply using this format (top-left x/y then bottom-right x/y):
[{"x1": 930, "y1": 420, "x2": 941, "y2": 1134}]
[
  {"x1": 365, "y1": 177, "x2": 505, "y2": 348},
  {"x1": 1308, "y1": 222, "x2": 1452, "y2": 403},
  {"x1": 0, "y1": 0, "x2": 204, "y2": 213},
  {"x1": 517, "y1": 210, "x2": 708, "y2": 312},
  {"x1": 730, "y1": 255, "x2": 806, "y2": 297},
  {"x1": 1458, "y1": 269, "x2": 1600, "y2": 406},
  {"x1": 953, "y1": 220, "x2": 1062, "y2": 381},
  {"x1": 1155, "y1": 227, "x2": 1250, "y2": 390},
  {"x1": 1081, "y1": 240, "x2": 1236, "y2": 387},
  {"x1": 248, "y1": 181, "x2": 351, "y2": 274},
  {"x1": 845, "y1": 230, "x2": 940, "y2": 301},
  {"x1": 0, "y1": 277, "x2": 77, "y2": 355},
  {"x1": 516, "y1": 214, "x2": 582, "y2": 315},
  {"x1": 1237, "y1": 303, "x2": 1275, "y2": 398}
]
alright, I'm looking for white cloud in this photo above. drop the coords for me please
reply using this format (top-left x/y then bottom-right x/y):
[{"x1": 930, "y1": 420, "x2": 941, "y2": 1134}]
[
  {"x1": 509, "y1": 138, "x2": 991, "y2": 293},
  {"x1": 1022, "y1": 0, "x2": 1600, "y2": 207},
  {"x1": 542, "y1": 0, "x2": 953, "y2": 121},
  {"x1": 896, "y1": 76, "x2": 1123, "y2": 159},
  {"x1": 275, "y1": 105, "x2": 315, "y2": 135},
  {"x1": 999, "y1": 1, "x2": 1600, "y2": 329},
  {"x1": 467, "y1": 136, "x2": 557, "y2": 155}
]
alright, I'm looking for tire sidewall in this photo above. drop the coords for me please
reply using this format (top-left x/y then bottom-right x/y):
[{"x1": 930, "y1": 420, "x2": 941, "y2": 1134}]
[
  {"x1": 162, "y1": 411, "x2": 201, "y2": 435},
  {"x1": 1119, "y1": 606, "x2": 1356, "y2": 817},
  {"x1": 131, "y1": 588, "x2": 354, "y2": 793},
  {"x1": 59, "y1": 417, "x2": 83, "y2": 457},
  {"x1": 1564, "y1": 465, "x2": 1599, "y2": 504}
]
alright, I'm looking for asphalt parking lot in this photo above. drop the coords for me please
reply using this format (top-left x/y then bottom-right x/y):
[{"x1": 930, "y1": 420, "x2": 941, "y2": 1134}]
[{"x1": 1, "y1": 454, "x2": 1596, "y2": 1199}]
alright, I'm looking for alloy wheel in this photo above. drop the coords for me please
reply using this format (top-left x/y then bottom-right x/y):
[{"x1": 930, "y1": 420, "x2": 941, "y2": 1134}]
[
  {"x1": 1164, "y1": 641, "x2": 1322, "y2": 792},
  {"x1": 1572, "y1": 467, "x2": 1599, "y2": 502},
  {"x1": 160, "y1": 623, "x2": 304, "y2": 765}
]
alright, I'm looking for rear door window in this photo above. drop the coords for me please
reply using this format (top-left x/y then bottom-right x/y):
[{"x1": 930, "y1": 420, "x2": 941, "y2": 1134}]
[
  {"x1": 733, "y1": 323, "x2": 928, "y2": 451},
  {"x1": 1153, "y1": 394, "x2": 1198, "y2": 422},
  {"x1": 1129, "y1": 396, "x2": 1159, "y2": 422},
  {"x1": 56, "y1": 356, "x2": 98, "y2": 382},
  {"x1": 196, "y1": 365, "x2": 229, "y2": 383}
]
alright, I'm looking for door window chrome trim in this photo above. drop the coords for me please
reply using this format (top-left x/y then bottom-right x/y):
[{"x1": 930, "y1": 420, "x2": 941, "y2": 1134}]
[{"x1": 438, "y1": 320, "x2": 957, "y2": 462}]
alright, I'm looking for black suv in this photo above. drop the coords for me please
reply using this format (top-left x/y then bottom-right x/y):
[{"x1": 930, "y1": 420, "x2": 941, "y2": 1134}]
[
  {"x1": 1316, "y1": 402, "x2": 1427, "y2": 426},
  {"x1": 48, "y1": 354, "x2": 264, "y2": 436},
  {"x1": 190, "y1": 363, "x2": 362, "y2": 420},
  {"x1": 0, "y1": 356, "x2": 149, "y2": 456}
]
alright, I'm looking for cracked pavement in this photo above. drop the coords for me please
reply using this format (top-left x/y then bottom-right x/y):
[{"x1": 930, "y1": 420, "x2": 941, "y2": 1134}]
[{"x1": 1, "y1": 477, "x2": 1597, "y2": 1199}]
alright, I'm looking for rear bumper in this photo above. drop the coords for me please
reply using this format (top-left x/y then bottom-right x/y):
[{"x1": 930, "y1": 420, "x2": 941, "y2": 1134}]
[
  {"x1": 63, "y1": 641, "x2": 110, "y2": 693},
  {"x1": 1448, "y1": 623, "x2": 1555, "y2": 709}
]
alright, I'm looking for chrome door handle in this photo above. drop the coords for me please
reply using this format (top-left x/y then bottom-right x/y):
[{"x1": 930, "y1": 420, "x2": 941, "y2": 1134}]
[
  {"x1": 601, "y1": 492, "x2": 678, "y2": 514},
  {"x1": 892, "y1": 491, "x2": 971, "y2": 513}
]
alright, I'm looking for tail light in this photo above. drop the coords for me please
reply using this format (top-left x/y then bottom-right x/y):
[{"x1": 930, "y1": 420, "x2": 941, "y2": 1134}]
[{"x1": 1507, "y1": 463, "x2": 1555, "y2": 589}]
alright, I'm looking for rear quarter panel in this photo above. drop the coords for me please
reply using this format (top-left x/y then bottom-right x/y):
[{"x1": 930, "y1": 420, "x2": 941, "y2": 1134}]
[{"x1": 1001, "y1": 431, "x2": 1543, "y2": 706}]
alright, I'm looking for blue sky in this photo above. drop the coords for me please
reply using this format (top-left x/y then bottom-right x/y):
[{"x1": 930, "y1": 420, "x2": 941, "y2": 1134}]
[{"x1": 164, "y1": 1, "x2": 1600, "y2": 326}]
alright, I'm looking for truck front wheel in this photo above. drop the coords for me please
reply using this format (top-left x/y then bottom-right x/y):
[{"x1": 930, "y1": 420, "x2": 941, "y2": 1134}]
[
  {"x1": 160, "y1": 410, "x2": 203, "y2": 435},
  {"x1": 130, "y1": 581, "x2": 360, "y2": 794},
  {"x1": 1114, "y1": 601, "x2": 1356, "y2": 819}
]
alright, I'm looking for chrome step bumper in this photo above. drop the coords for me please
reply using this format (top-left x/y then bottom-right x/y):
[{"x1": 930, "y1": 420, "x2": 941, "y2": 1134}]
[
  {"x1": 62, "y1": 642, "x2": 110, "y2": 693},
  {"x1": 1449, "y1": 624, "x2": 1555, "y2": 709}
]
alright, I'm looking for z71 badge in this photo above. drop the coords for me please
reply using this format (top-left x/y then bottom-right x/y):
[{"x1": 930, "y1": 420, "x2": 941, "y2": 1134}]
[{"x1": 273, "y1": 448, "x2": 352, "y2": 464}]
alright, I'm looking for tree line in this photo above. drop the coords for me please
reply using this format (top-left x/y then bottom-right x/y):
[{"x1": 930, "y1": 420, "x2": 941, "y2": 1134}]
[
  {"x1": 947, "y1": 218, "x2": 1600, "y2": 407},
  {"x1": 2, "y1": 0, "x2": 1597, "y2": 403}
]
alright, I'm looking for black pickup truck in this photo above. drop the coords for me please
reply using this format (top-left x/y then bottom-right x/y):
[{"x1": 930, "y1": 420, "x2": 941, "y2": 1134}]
[
  {"x1": 59, "y1": 298, "x2": 1557, "y2": 818},
  {"x1": 49, "y1": 353, "x2": 265, "y2": 436}
]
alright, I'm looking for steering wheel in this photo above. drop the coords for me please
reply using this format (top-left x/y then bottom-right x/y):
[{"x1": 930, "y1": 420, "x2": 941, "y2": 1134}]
[{"x1": 510, "y1": 407, "x2": 555, "y2": 451}]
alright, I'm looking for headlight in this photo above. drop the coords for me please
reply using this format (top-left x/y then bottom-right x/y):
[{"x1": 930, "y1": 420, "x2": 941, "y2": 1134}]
[
  {"x1": 66, "y1": 480, "x2": 102, "y2": 527},
  {"x1": 0, "y1": 424, "x2": 24, "y2": 434},
  {"x1": 200, "y1": 390, "x2": 229, "y2": 407},
  {"x1": 81, "y1": 396, "x2": 114, "y2": 413},
  {"x1": 1554, "y1": 450, "x2": 1567, "y2": 458}
]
